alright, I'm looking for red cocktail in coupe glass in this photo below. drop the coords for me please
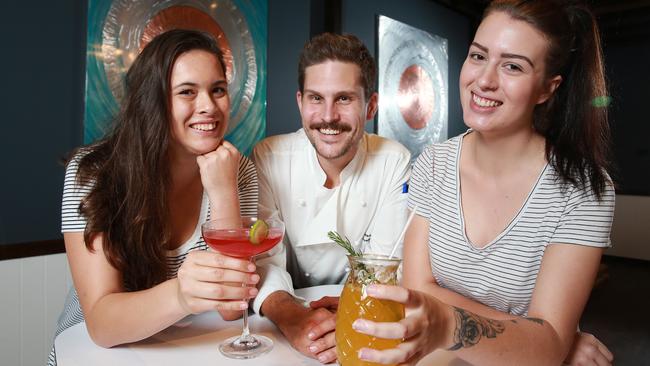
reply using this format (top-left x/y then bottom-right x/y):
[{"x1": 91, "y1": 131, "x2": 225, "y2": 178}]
[{"x1": 201, "y1": 216, "x2": 284, "y2": 359}]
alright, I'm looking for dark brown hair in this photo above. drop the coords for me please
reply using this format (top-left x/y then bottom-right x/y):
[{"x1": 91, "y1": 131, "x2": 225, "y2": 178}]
[
  {"x1": 484, "y1": 0, "x2": 611, "y2": 197},
  {"x1": 298, "y1": 32, "x2": 376, "y2": 101},
  {"x1": 71, "y1": 29, "x2": 226, "y2": 291}
]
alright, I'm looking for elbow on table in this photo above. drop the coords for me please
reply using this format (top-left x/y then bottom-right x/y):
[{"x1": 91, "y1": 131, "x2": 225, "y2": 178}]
[{"x1": 86, "y1": 322, "x2": 124, "y2": 349}]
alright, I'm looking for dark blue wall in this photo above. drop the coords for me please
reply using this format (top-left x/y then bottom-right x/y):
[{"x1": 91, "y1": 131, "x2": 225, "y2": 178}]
[
  {"x1": 605, "y1": 41, "x2": 650, "y2": 195},
  {"x1": 0, "y1": 1, "x2": 87, "y2": 245},
  {"x1": 266, "y1": 0, "x2": 309, "y2": 136}
]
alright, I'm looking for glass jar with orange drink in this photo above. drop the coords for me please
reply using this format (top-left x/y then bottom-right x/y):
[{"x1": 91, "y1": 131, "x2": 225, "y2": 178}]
[{"x1": 335, "y1": 254, "x2": 404, "y2": 366}]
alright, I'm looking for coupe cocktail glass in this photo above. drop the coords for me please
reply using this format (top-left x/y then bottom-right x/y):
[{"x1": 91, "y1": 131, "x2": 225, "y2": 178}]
[{"x1": 201, "y1": 216, "x2": 285, "y2": 359}]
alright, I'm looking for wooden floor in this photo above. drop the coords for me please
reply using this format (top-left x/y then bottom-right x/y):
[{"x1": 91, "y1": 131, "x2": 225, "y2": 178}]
[{"x1": 580, "y1": 255, "x2": 650, "y2": 365}]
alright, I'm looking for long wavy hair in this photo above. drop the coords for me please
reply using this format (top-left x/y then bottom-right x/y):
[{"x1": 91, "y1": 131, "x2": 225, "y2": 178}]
[
  {"x1": 71, "y1": 29, "x2": 226, "y2": 291},
  {"x1": 485, "y1": 0, "x2": 612, "y2": 197}
]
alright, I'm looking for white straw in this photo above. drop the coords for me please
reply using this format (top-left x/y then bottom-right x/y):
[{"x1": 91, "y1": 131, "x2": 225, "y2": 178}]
[{"x1": 389, "y1": 205, "x2": 418, "y2": 259}]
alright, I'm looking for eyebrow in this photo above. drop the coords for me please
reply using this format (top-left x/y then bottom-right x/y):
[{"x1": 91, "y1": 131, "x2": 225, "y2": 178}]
[
  {"x1": 471, "y1": 42, "x2": 534, "y2": 68},
  {"x1": 303, "y1": 89, "x2": 360, "y2": 98},
  {"x1": 172, "y1": 80, "x2": 227, "y2": 89}
]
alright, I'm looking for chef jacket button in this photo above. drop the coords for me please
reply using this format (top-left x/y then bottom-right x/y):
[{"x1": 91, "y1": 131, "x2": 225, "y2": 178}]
[
  {"x1": 298, "y1": 199, "x2": 306, "y2": 207},
  {"x1": 361, "y1": 201, "x2": 367, "y2": 207}
]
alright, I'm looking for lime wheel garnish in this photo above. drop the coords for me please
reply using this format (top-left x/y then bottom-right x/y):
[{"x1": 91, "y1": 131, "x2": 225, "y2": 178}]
[{"x1": 249, "y1": 220, "x2": 269, "y2": 245}]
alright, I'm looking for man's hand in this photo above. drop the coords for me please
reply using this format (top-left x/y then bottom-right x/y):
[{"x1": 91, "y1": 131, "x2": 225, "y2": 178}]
[
  {"x1": 262, "y1": 291, "x2": 338, "y2": 364},
  {"x1": 310, "y1": 296, "x2": 339, "y2": 312}
]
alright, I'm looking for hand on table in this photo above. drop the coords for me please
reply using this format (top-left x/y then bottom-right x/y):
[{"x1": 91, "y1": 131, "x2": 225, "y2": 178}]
[
  {"x1": 307, "y1": 296, "x2": 340, "y2": 363},
  {"x1": 310, "y1": 296, "x2": 339, "y2": 312},
  {"x1": 282, "y1": 307, "x2": 338, "y2": 364},
  {"x1": 564, "y1": 331, "x2": 613, "y2": 366},
  {"x1": 351, "y1": 284, "x2": 453, "y2": 365},
  {"x1": 269, "y1": 296, "x2": 338, "y2": 364},
  {"x1": 175, "y1": 250, "x2": 259, "y2": 320}
]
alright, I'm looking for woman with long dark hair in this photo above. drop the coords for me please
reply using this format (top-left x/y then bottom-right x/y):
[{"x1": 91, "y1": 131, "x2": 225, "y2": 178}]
[
  {"x1": 351, "y1": 1, "x2": 615, "y2": 365},
  {"x1": 49, "y1": 29, "x2": 259, "y2": 364}
]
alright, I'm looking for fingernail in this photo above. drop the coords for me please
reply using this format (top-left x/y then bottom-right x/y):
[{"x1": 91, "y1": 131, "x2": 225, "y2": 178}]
[
  {"x1": 318, "y1": 355, "x2": 328, "y2": 363},
  {"x1": 240, "y1": 302, "x2": 248, "y2": 310},
  {"x1": 366, "y1": 285, "x2": 379, "y2": 296},
  {"x1": 249, "y1": 288, "x2": 258, "y2": 296},
  {"x1": 307, "y1": 332, "x2": 316, "y2": 340},
  {"x1": 247, "y1": 264, "x2": 256, "y2": 271},
  {"x1": 250, "y1": 274, "x2": 260, "y2": 283},
  {"x1": 358, "y1": 349, "x2": 368, "y2": 360},
  {"x1": 309, "y1": 345, "x2": 317, "y2": 353},
  {"x1": 352, "y1": 319, "x2": 367, "y2": 332}
]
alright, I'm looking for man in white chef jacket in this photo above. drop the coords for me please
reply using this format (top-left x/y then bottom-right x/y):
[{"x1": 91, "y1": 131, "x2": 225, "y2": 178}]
[{"x1": 251, "y1": 33, "x2": 410, "y2": 363}]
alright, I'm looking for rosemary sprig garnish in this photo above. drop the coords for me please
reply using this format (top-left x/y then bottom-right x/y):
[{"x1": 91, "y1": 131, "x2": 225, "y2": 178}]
[
  {"x1": 328, "y1": 231, "x2": 361, "y2": 257},
  {"x1": 328, "y1": 230, "x2": 379, "y2": 288}
]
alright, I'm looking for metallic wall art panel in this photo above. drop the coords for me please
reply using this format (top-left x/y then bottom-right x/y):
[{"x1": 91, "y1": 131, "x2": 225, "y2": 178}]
[
  {"x1": 85, "y1": 0, "x2": 267, "y2": 155},
  {"x1": 377, "y1": 15, "x2": 448, "y2": 162}
]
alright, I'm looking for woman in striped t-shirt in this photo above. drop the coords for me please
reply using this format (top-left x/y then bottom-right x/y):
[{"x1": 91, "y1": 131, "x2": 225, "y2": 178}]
[
  {"x1": 352, "y1": 1, "x2": 615, "y2": 365},
  {"x1": 50, "y1": 30, "x2": 260, "y2": 363}
]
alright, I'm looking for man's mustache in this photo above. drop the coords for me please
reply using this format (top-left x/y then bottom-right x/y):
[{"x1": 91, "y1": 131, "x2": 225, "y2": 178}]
[{"x1": 309, "y1": 121, "x2": 352, "y2": 132}]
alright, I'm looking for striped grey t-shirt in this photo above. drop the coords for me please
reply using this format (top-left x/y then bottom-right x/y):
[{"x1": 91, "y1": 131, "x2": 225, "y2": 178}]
[
  {"x1": 49, "y1": 152, "x2": 258, "y2": 365},
  {"x1": 407, "y1": 132, "x2": 615, "y2": 316}
]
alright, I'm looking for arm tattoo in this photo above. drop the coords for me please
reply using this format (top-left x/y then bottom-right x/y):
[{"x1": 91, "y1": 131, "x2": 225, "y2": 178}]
[{"x1": 447, "y1": 307, "x2": 505, "y2": 351}]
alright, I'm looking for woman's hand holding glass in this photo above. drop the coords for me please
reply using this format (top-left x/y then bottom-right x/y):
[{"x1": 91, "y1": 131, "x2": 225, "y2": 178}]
[
  {"x1": 351, "y1": 284, "x2": 455, "y2": 365},
  {"x1": 175, "y1": 250, "x2": 259, "y2": 316}
]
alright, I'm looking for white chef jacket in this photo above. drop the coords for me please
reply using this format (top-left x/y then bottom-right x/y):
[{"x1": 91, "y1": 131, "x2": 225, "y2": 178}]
[{"x1": 251, "y1": 129, "x2": 411, "y2": 313}]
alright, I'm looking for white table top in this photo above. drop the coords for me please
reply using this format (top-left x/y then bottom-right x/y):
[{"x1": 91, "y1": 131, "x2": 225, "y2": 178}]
[{"x1": 55, "y1": 285, "x2": 468, "y2": 365}]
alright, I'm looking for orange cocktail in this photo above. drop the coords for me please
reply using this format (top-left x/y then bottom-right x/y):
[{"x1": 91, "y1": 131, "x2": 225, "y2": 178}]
[{"x1": 335, "y1": 254, "x2": 404, "y2": 366}]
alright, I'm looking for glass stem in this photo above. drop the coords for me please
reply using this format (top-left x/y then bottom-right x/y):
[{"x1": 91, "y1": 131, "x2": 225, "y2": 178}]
[
  {"x1": 241, "y1": 293, "x2": 251, "y2": 339},
  {"x1": 239, "y1": 256, "x2": 252, "y2": 342}
]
